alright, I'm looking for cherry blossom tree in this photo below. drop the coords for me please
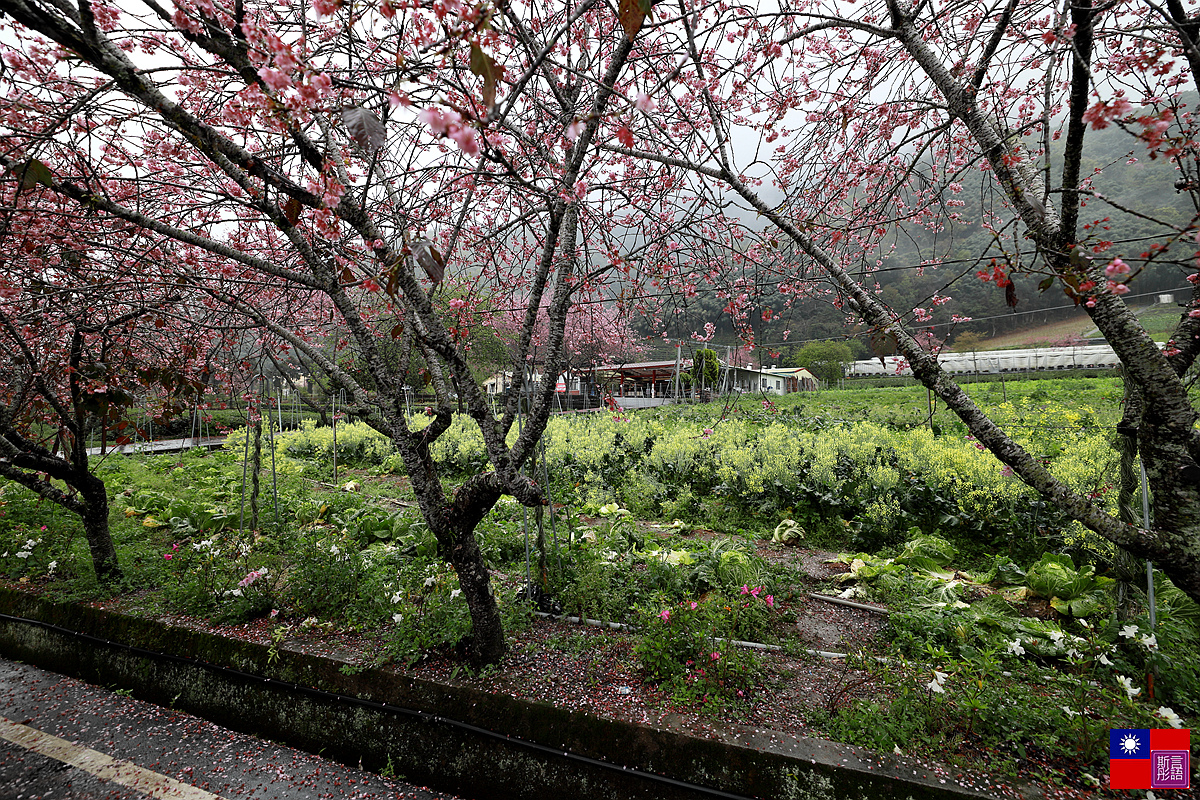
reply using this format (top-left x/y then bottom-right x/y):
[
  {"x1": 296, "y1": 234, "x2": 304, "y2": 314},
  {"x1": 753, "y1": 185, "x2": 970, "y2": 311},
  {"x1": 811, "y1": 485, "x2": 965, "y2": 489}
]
[
  {"x1": 0, "y1": 193, "x2": 221, "y2": 581},
  {"x1": 0, "y1": 0, "x2": 746, "y2": 662},
  {"x1": 613, "y1": 0, "x2": 1200, "y2": 601},
  {"x1": 492, "y1": 299, "x2": 646, "y2": 383}
]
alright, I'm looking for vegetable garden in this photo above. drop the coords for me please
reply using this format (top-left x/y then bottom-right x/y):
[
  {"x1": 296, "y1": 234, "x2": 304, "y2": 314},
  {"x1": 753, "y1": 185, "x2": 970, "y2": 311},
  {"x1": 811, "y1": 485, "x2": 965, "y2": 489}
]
[{"x1": 1, "y1": 377, "x2": 1196, "y2": 791}]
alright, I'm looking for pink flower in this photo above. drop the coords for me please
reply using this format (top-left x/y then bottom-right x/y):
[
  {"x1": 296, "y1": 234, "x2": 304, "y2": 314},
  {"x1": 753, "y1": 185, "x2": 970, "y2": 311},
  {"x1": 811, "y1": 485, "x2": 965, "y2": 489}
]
[
  {"x1": 239, "y1": 568, "x2": 267, "y2": 588},
  {"x1": 1082, "y1": 97, "x2": 1133, "y2": 130},
  {"x1": 1188, "y1": 309, "x2": 1200, "y2": 318},
  {"x1": 449, "y1": 124, "x2": 479, "y2": 156},
  {"x1": 710, "y1": 651, "x2": 721, "y2": 661},
  {"x1": 312, "y1": 0, "x2": 341, "y2": 16},
  {"x1": 740, "y1": 585, "x2": 750, "y2": 595},
  {"x1": 1107, "y1": 280, "x2": 1131, "y2": 295},
  {"x1": 765, "y1": 595, "x2": 774, "y2": 608},
  {"x1": 750, "y1": 586, "x2": 761, "y2": 597},
  {"x1": 634, "y1": 92, "x2": 655, "y2": 113},
  {"x1": 163, "y1": 553, "x2": 173, "y2": 561},
  {"x1": 308, "y1": 72, "x2": 333, "y2": 98},
  {"x1": 659, "y1": 609, "x2": 670, "y2": 622},
  {"x1": 257, "y1": 67, "x2": 290, "y2": 92},
  {"x1": 418, "y1": 106, "x2": 454, "y2": 136},
  {"x1": 690, "y1": 601, "x2": 698, "y2": 610},
  {"x1": 1105, "y1": 258, "x2": 1130, "y2": 277}
]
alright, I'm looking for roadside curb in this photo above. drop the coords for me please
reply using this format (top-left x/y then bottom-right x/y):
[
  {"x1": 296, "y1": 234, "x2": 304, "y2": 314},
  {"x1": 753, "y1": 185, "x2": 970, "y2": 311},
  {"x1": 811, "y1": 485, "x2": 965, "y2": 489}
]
[{"x1": 0, "y1": 587, "x2": 1035, "y2": 800}]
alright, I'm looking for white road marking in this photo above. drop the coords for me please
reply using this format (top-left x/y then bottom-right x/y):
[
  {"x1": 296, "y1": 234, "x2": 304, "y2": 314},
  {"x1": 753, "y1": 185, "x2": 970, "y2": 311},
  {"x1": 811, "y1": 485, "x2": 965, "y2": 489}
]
[{"x1": 0, "y1": 714, "x2": 228, "y2": 800}]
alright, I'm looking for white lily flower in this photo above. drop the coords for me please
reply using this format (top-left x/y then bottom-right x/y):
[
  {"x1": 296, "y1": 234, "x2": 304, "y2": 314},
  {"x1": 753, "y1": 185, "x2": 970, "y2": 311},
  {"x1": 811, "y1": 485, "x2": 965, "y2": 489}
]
[
  {"x1": 1006, "y1": 639, "x2": 1025, "y2": 656},
  {"x1": 1139, "y1": 633, "x2": 1157, "y2": 650},
  {"x1": 1120, "y1": 624, "x2": 1139, "y2": 639},
  {"x1": 1115, "y1": 674, "x2": 1141, "y2": 698},
  {"x1": 1155, "y1": 706, "x2": 1184, "y2": 729},
  {"x1": 926, "y1": 670, "x2": 948, "y2": 693},
  {"x1": 449, "y1": 589, "x2": 462, "y2": 601}
]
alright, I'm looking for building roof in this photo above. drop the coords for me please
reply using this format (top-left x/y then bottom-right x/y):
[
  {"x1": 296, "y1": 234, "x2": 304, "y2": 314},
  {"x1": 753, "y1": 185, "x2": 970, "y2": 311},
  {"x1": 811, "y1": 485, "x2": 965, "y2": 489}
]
[
  {"x1": 762, "y1": 366, "x2": 817, "y2": 379},
  {"x1": 594, "y1": 360, "x2": 681, "y2": 380}
]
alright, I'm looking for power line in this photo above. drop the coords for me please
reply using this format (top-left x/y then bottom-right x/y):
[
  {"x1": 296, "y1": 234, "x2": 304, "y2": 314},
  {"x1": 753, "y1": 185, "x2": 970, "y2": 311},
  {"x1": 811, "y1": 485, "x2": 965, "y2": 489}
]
[{"x1": 747, "y1": 284, "x2": 1194, "y2": 349}]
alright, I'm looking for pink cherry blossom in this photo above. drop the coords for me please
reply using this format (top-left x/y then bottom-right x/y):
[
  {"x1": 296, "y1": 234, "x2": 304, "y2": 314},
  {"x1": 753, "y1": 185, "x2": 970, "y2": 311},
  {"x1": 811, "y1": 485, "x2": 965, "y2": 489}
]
[
  {"x1": 257, "y1": 67, "x2": 290, "y2": 92},
  {"x1": 1105, "y1": 257, "x2": 1130, "y2": 276}
]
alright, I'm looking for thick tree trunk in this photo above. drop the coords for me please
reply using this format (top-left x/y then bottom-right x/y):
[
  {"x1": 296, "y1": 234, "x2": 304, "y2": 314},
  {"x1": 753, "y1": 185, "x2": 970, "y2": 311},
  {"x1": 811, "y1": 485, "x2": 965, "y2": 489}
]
[
  {"x1": 448, "y1": 520, "x2": 506, "y2": 666},
  {"x1": 395, "y1": 425, "x2": 511, "y2": 666},
  {"x1": 79, "y1": 473, "x2": 120, "y2": 583}
]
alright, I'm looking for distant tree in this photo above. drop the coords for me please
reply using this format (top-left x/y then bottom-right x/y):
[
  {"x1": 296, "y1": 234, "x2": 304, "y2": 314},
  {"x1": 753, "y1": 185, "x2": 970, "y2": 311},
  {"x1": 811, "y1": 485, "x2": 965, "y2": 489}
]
[
  {"x1": 692, "y1": 348, "x2": 720, "y2": 393},
  {"x1": 789, "y1": 341, "x2": 853, "y2": 384}
]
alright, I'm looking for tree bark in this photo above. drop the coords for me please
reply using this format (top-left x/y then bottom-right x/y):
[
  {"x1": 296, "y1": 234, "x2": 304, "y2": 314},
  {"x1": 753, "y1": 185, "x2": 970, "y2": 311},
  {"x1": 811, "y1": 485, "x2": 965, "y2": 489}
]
[{"x1": 79, "y1": 471, "x2": 120, "y2": 584}]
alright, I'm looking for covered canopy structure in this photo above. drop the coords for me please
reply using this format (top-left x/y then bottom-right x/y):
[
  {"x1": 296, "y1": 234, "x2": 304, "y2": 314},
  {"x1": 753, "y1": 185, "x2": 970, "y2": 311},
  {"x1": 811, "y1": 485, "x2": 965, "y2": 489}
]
[{"x1": 594, "y1": 358, "x2": 819, "y2": 407}]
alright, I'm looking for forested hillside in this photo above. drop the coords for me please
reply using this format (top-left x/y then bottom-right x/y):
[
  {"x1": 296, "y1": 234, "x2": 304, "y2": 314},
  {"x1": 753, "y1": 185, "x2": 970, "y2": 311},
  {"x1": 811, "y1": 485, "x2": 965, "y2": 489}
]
[{"x1": 637, "y1": 96, "x2": 1200, "y2": 361}]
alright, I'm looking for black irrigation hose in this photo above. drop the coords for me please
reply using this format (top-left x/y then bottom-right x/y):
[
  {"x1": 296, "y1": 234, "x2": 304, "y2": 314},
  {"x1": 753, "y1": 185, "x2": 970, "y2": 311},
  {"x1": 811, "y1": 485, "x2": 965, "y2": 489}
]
[{"x1": 0, "y1": 611, "x2": 758, "y2": 800}]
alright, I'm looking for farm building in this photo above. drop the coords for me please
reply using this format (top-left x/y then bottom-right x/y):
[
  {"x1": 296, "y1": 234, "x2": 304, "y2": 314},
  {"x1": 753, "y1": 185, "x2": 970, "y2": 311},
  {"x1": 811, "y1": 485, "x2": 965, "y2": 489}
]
[
  {"x1": 592, "y1": 359, "x2": 819, "y2": 407},
  {"x1": 848, "y1": 344, "x2": 1128, "y2": 377}
]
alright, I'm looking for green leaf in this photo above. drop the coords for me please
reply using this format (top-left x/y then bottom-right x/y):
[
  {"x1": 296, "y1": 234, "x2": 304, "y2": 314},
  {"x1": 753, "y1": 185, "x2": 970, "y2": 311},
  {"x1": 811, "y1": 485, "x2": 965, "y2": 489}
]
[
  {"x1": 896, "y1": 534, "x2": 957, "y2": 567},
  {"x1": 6, "y1": 158, "x2": 54, "y2": 191}
]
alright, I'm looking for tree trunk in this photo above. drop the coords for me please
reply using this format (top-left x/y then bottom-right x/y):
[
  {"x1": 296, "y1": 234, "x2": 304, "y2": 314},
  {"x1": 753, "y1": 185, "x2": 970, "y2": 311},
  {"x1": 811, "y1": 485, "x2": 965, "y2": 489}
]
[
  {"x1": 448, "y1": 520, "x2": 506, "y2": 666},
  {"x1": 79, "y1": 472, "x2": 120, "y2": 583}
]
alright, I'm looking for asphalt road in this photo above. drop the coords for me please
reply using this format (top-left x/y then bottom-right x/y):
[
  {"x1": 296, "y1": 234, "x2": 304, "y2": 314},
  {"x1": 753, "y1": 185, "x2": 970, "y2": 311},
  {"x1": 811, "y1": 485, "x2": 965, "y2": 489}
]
[{"x1": 0, "y1": 657, "x2": 466, "y2": 800}]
